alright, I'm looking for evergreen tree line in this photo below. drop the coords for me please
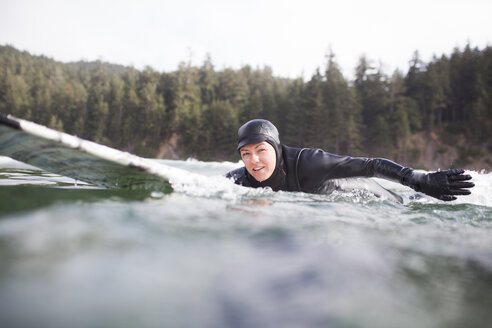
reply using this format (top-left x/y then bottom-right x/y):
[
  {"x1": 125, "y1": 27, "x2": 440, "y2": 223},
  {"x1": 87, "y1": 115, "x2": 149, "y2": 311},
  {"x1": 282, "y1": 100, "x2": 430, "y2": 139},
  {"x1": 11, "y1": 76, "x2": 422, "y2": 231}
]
[{"x1": 0, "y1": 44, "x2": 491, "y2": 162}]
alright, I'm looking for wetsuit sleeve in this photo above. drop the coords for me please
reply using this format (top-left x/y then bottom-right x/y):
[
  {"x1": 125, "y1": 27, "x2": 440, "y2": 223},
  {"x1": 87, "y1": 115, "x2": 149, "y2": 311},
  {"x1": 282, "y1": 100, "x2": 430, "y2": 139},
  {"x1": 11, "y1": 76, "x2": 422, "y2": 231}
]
[
  {"x1": 297, "y1": 149, "x2": 474, "y2": 201},
  {"x1": 297, "y1": 149, "x2": 412, "y2": 192}
]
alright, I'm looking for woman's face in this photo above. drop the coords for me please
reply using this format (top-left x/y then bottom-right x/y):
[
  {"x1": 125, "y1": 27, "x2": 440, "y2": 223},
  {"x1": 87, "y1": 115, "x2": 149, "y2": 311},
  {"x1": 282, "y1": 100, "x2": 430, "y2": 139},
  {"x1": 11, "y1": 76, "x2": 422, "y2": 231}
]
[{"x1": 239, "y1": 141, "x2": 276, "y2": 182}]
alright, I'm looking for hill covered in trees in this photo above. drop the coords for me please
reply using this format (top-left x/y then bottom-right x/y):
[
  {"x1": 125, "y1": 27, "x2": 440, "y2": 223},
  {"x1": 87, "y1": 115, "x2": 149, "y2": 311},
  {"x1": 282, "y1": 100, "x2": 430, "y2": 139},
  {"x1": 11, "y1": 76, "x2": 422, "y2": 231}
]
[{"x1": 0, "y1": 44, "x2": 491, "y2": 170}]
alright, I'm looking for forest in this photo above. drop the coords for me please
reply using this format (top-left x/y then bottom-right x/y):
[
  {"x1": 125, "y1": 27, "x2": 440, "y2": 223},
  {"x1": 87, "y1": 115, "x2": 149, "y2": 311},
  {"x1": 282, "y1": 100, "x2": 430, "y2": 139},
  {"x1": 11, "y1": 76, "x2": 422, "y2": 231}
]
[{"x1": 0, "y1": 44, "x2": 491, "y2": 169}]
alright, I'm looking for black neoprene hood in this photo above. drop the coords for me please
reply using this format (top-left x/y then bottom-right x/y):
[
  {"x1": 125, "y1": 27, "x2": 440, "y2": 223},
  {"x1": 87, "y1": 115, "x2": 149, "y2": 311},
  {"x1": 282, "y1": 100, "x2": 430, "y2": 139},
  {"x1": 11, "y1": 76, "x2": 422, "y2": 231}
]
[{"x1": 237, "y1": 119, "x2": 281, "y2": 150}]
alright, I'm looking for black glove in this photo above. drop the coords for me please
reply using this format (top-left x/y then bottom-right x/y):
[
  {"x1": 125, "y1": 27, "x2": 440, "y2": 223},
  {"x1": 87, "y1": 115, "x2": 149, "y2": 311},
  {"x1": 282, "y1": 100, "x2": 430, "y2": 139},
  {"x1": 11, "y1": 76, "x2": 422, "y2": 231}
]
[{"x1": 403, "y1": 168, "x2": 474, "y2": 201}]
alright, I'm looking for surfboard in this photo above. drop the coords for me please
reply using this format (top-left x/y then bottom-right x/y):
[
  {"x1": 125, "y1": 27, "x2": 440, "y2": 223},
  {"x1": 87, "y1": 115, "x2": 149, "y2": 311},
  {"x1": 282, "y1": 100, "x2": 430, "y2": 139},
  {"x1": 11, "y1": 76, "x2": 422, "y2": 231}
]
[{"x1": 0, "y1": 114, "x2": 176, "y2": 192}]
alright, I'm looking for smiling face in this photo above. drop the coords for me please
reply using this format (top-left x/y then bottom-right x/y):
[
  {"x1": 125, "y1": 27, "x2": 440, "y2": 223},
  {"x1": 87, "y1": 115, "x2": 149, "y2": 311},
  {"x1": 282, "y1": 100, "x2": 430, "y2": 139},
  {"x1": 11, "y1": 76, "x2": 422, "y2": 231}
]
[{"x1": 239, "y1": 141, "x2": 277, "y2": 182}]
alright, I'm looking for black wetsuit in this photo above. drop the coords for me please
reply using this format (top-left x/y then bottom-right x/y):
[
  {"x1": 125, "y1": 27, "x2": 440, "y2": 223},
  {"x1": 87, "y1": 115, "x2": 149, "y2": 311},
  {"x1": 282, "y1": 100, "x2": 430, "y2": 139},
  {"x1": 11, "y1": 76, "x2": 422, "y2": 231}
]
[
  {"x1": 226, "y1": 144, "x2": 413, "y2": 194},
  {"x1": 228, "y1": 119, "x2": 473, "y2": 201}
]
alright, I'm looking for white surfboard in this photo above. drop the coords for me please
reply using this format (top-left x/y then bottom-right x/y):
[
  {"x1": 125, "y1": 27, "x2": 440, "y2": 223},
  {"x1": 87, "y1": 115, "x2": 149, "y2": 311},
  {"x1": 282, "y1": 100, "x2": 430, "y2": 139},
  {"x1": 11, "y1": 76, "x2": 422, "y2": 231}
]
[{"x1": 0, "y1": 114, "x2": 184, "y2": 192}]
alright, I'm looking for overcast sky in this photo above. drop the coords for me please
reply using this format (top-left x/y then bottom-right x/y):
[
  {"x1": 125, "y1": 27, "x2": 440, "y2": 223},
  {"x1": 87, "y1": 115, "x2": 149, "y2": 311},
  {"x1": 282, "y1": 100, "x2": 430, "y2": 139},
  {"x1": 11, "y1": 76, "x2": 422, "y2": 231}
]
[{"x1": 1, "y1": 0, "x2": 491, "y2": 79}]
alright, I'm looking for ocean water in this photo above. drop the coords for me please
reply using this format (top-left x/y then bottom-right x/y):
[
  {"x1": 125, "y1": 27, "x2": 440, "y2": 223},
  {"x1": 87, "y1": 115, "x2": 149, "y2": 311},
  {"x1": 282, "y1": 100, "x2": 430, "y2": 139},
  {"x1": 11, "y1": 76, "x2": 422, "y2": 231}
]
[{"x1": 0, "y1": 156, "x2": 491, "y2": 328}]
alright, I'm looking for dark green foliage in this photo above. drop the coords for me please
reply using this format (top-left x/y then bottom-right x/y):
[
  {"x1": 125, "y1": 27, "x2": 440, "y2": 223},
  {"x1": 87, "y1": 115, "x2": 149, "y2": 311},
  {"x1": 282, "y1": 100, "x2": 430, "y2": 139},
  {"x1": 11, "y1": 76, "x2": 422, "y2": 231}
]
[{"x1": 0, "y1": 44, "x2": 491, "y2": 162}]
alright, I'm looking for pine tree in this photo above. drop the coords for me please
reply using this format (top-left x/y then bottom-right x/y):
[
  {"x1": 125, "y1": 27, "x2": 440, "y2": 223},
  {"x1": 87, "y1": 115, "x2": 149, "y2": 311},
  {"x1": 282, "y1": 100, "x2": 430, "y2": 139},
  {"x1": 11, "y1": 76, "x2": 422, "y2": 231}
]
[
  {"x1": 3, "y1": 68, "x2": 31, "y2": 118},
  {"x1": 425, "y1": 56, "x2": 451, "y2": 129},
  {"x1": 302, "y1": 69, "x2": 324, "y2": 147},
  {"x1": 198, "y1": 54, "x2": 216, "y2": 106},
  {"x1": 201, "y1": 100, "x2": 238, "y2": 160},
  {"x1": 283, "y1": 78, "x2": 305, "y2": 147},
  {"x1": 355, "y1": 55, "x2": 391, "y2": 154},
  {"x1": 173, "y1": 61, "x2": 202, "y2": 157},
  {"x1": 85, "y1": 61, "x2": 110, "y2": 142},
  {"x1": 324, "y1": 50, "x2": 361, "y2": 154}
]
